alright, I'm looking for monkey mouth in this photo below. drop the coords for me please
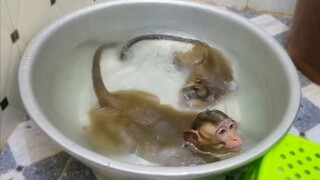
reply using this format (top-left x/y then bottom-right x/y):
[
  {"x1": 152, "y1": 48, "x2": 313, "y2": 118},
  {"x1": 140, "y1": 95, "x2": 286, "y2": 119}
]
[{"x1": 228, "y1": 145, "x2": 242, "y2": 152}]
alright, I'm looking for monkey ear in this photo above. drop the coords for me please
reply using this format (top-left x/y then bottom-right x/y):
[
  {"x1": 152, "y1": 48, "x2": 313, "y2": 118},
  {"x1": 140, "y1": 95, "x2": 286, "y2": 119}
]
[{"x1": 183, "y1": 129, "x2": 200, "y2": 147}]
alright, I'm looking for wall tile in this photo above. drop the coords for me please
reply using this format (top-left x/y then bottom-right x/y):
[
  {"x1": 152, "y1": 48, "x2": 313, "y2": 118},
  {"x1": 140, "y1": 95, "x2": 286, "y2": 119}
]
[
  {"x1": 6, "y1": 0, "x2": 84, "y2": 54},
  {"x1": 90, "y1": 0, "x2": 245, "y2": 7},
  {"x1": 50, "y1": 0, "x2": 84, "y2": 22},
  {"x1": 3, "y1": 0, "x2": 84, "y2": 108},
  {"x1": 1, "y1": 0, "x2": 85, "y2": 147},
  {"x1": 0, "y1": 0, "x2": 25, "y2": 148},
  {"x1": 94, "y1": 0, "x2": 116, "y2": 5},
  {"x1": 6, "y1": 0, "x2": 51, "y2": 53},
  {"x1": 5, "y1": 45, "x2": 24, "y2": 111},
  {"x1": 248, "y1": 0, "x2": 297, "y2": 15},
  {"x1": 1, "y1": 0, "x2": 18, "y2": 100},
  {"x1": 206, "y1": 0, "x2": 248, "y2": 8}
]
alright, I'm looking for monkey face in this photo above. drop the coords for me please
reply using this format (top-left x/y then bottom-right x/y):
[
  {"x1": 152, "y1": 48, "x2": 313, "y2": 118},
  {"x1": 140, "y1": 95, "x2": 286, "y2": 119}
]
[
  {"x1": 213, "y1": 120, "x2": 242, "y2": 153},
  {"x1": 180, "y1": 83, "x2": 210, "y2": 107},
  {"x1": 184, "y1": 119, "x2": 242, "y2": 154}
]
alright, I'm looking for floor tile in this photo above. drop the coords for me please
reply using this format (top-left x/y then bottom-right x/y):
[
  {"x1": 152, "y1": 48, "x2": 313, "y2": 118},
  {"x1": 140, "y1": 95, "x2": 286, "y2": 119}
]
[
  {"x1": 273, "y1": 31, "x2": 289, "y2": 47},
  {"x1": 293, "y1": 97, "x2": 320, "y2": 132},
  {"x1": 7, "y1": 121, "x2": 62, "y2": 166},
  {"x1": 288, "y1": 126, "x2": 300, "y2": 136},
  {"x1": 250, "y1": 14, "x2": 289, "y2": 36},
  {"x1": 298, "y1": 71, "x2": 313, "y2": 88},
  {"x1": 228, "y1": 7, "x2": 260, "y2": 19},
  {"x1": 60, "y1": 158, "x2": 96, "y2": 180},
  {"x1": 305, "y1": 124, "x2": 320, "y2": 144},
  {"x1": 273, "y1": 15, "x2": 293, "y2": 27},
  {"x1": 0, "y1": 106, "x2": 25, "y2": 147},
  {"x1": 302, "y1": 83, "x2": 320, "y2": 108},
  {"x1": 23, "y1": 152, "x2": 71, "y2": 180},
  {"x1": 0, "y1": 144, "x2": 17, "y2": 174},
  {"x1": 247, "y1": 0, "x2": 296, "y2": 16},
  {"x1": 0, "y1": 170, "x2": 25, "y2": 180}
]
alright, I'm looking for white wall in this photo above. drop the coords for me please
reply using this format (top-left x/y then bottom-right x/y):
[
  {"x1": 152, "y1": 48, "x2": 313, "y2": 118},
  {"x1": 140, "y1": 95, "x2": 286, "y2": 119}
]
[
  {"x1": 247, "y1": 0, "x2": 297, "y2": 15},
  {"x1": 206, "y1": 0, "x2": 297, "y2": 15},
  {"x1": 0, "y1": 0, "x2": 91, "y2": 147},
  {"x1": 0, "y1": 0, "x2": 297, "y2": 147}
]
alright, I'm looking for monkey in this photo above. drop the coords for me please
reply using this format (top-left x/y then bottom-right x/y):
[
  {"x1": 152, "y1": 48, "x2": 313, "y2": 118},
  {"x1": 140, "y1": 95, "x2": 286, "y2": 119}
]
[
  {"x1": 120, "y1": 34, "x2": 237, "y2": 108},
  {"x1": 87, "y1": 43, "x2": 242, "y2": 166}
]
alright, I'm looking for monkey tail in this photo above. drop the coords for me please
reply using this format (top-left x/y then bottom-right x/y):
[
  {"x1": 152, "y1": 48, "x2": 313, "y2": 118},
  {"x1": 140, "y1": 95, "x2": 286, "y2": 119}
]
[
  {"x1": 92, "y1": 43, "x2": 115, "y2": 105},
  {"x1": 120, "y1": 34, "x2": 204, "y2": 59}
]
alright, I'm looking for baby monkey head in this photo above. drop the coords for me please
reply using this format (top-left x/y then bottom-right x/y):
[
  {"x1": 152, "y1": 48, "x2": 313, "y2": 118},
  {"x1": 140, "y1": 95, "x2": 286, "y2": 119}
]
[
  {"x1": 180, "y1": 82, "x2": 211, "y2": 108},
  {"x1": 184, "y1": 109, "x2": 242, "y2": 154}
]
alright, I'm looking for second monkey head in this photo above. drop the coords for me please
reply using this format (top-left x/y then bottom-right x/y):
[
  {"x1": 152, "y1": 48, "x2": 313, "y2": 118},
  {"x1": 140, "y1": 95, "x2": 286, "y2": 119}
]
[{"x1": 180, "y1": 81, "x2": 212, "y2": 108}]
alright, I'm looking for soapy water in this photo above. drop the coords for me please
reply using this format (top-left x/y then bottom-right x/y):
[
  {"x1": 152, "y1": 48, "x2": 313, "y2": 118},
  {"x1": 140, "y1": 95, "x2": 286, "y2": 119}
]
[
  {"x1": 100, "y1": 40, "x2": 192, "y2": 108},
  {"x1": 50, "y1": 33, "x2": 270, "y2": 166}
]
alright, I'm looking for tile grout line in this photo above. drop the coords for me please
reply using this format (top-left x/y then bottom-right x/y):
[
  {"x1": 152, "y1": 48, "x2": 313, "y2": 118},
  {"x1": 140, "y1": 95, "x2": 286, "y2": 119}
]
[
  {"x1": 4, "y1": 0, "x2": 22, "y2": 58},
  {"x1": 4, "y1": 0, "x2": 15, "y2": 32},
  {"x1": 245, "y1": 0, "x2": 249, "y2": 9},
  {"x1": 57, "y1": 156, "x2": 73, "y2": 180}
]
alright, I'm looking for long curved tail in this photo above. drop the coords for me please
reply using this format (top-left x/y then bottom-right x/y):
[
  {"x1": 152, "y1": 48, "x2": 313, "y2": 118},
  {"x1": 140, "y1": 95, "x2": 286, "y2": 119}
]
[
  {"x1": 120, "y1": 34, "x2": 204, "y2": 59},
  {"x1": 92, "y1": 43, "x2": 115, "y2": 105}
]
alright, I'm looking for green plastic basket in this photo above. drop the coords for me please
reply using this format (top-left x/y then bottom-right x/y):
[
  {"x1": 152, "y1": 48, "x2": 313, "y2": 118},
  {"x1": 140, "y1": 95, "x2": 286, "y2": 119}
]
[{"x1": 242, "y1": 134, "x2": 320, "y2": 180}]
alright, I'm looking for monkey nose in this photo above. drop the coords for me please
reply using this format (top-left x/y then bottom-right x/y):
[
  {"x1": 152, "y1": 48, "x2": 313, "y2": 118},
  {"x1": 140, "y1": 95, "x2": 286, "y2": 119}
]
[
  {"x1": 233, "y1": 136, "x2": 242, "y2": 146},
  {"x1": 234, "y1": 133, "x2": 241, "y2": 139}
]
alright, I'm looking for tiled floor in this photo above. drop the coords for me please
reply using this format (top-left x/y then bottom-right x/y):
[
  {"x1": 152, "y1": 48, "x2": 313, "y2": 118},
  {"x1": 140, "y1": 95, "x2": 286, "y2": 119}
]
[{"x1": 1, "y1": 6, "x2": 319, "y2": 180}]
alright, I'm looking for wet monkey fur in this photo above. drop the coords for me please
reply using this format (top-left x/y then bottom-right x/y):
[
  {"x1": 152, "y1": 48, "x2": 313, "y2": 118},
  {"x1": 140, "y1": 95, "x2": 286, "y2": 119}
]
[
  {"x1": 120, "y1": 34, "x2": 237, "y2": 107},
  {"x1": 87, "y1": 44, "x2": 242, "y2": 166}
]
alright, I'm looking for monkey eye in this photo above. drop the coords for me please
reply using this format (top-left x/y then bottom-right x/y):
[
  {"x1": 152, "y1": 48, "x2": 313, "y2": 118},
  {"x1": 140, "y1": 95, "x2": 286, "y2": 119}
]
[
  {"x1": 229, "y1": 123, "x2": 234, "y2": 129},
  {"x1": 218, "y1": 128, "x2": 226, "y2": 135}
]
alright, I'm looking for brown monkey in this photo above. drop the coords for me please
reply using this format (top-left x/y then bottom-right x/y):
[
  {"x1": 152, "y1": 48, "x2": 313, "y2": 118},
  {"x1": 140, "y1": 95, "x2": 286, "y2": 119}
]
[
  {"x1": 184, "y1": 109, "x2": 242, "y2": 154},
  {"x1": 120, "y1": 34, "x2": 237, "y2": 107},
  {"x1": 87, "y1": 44, "x2": 242, "y2": 166}
]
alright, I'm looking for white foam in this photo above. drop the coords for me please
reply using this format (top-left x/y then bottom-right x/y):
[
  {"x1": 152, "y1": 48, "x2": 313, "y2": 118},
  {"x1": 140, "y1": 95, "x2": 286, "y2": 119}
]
[{"x1": 100, "y1": 41, "x2": 192, "y2": 108}]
